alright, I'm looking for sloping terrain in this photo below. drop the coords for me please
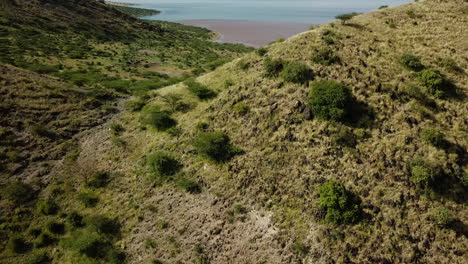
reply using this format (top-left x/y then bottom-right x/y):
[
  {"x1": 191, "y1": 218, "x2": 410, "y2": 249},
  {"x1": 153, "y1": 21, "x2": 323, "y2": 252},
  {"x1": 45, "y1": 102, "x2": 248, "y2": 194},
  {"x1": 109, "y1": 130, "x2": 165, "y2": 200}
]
[{"x1": 0, "y1": 0, "x2": 466, "y2": 264}]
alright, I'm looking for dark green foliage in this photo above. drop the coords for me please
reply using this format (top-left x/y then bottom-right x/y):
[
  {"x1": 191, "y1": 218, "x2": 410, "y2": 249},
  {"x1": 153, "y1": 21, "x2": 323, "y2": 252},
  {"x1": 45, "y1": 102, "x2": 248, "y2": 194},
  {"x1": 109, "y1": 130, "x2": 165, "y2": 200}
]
[
  {"x1": 140, "y1": 105, "x2": 176, "y2": 131},
  {"x1": 62, "y1": 230, "x2": 108, "y2": 259},
  {"x1": 2, "y1": 181, "x2": 35, "y2": 205},
  {"x1": 410, "y1": 159, "x2": 440, "y2": 188},
  {"x1": 309, "y1": 81, "x2": 354, "y2": 122},
  {"x1": 147, "y1": 152, "x2": 182, "y2": 180},
  {"x1": 263, "y1": 57, "x2": 284, "y2": 78},
  {"x1": 311, "y1": 48, "x2": 339, "y2": 65},
  {"x1": 256, "y1": 47, "x2": 268, "y2": 56},
  {"x1": 112, "y1": 5, "x2": 160, "y2": 17},
  {"x1": 331, "y1": 127, "x2": 357, "y2": 148},
  {"x1": 206, "y1": 58, "x2": 231, "y2": 70},
  {"x1": 335, "y1": 13, "x2": 359, "y2": 24},
  {"x1": 379, "y1": 5, "x2": 388, "y2": 9},
  {"x1": 399, "y1": 54, "x2": 424, "y2": 71},
  {"x1": 78, "y1": 190, "x2": 99, "y2": 208},
  {"x1": 176, "y1": 178, "x2": 201, "y2": 194},
  {"x1": 34, "y1": 233, "x2": 56, "y2": 248},
  {"x1": 36, "y1": 200, "x2": 59, "y2": 215},
  {"x1": 28, "y1": 251, "x2": 51, "y2": 264},
  {"x1": 185, "y1": 79, "x2": 216, "y2": 100},
  {"x1": 432, "y1": 207, "x2": 454, "y2": 227},
  {"x1": 67, "y1": 212, "x2": 84, "y2": 228},
  {"x1": 291, "y1": 242, "x2": 309, "y2": 257},
  {"x1": 84, "y1": 215, "x2": 120, "y2": 236},
  {"x1": 417, "y1": 69, "x2": 449, "y2": 98},
  {"x1": 110, "y1": 123, "x2": 125, "y2": 136},
  {"x1": 87, "y1": 171, "x2": 110, "y2": 188},
  {"x1": 7, "y1": 236, "x2": 30, "y2": 253},
  {"x1": 46, "y1": 221, "x2": 65, "y2": 235},
  {"x1": 125, "y1": 99, "x2": 146, "y2": 112},
  {"x1": 318, "y1": 180, "x2": 363, "y2": 224},
  {"x1": 322, "y1": 29, "x2": 338, "y2": 45},
  {"x1": 192, "y1": 132, "x2": 238, "y2": 162},
  {"x1": 420, "y1": 128, "x2": 445, "y2": 148},
  {"x1": 280, "y1": 61, "x2": 312, "y2": 84}
]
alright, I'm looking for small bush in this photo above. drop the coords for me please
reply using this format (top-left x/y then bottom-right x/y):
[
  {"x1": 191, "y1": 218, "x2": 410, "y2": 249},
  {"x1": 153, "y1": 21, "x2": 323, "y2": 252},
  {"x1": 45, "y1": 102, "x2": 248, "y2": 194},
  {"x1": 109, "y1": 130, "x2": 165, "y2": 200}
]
[
  {"x1": 192, "y1": 132, "x2": 238, "y2": 162},
  {"x1": 331, "y1": 127, "x2": 357, "y2": 148},
  {"x1": 84, "y1": 215, "x2": 120, "y2": 236},
  {"x1": 291, "y1": 242, "x2": 309, "y2": 257},
  {"x1": 238, "y1": 60, "x2": 250, "y2": 71},
  {"x1": 110, "y1": 123, "x2": 125, "y2": 136},
  {"x1": 67, "y1": 212, "x2": 84, "y2": 228},
  {"x1": 62, "y1": 230, "x2": 108, "y2": 259},
  {"x1": 309, "y1": 81, "x2": 354, "y2": 122},
  {"x1": 432, "y1": 207, "x2": 454, "y2": 227},
  {"x1": 322, "y1": 30, "x2": 338, "y2": 44},
  {"x1": 335, "y1": 13, "x2": 358, "y2": 24},
  {"x1": 256, "y1": 47, "x2": 268, "y2": 56},
  {"x1": 379, "y1": 5, "x2": 388, "y2": 9},
  {"x1": 7, "y1": 236, "x2": 30, "y2": 254},
  {"x1": 141, "y1": 105, "x2": 176, "y2": 131},
  {"x1": 263, "y1": 58, "x2": 284, "y2": 78},
  {"x1": 28, "y1": 251, "x2": 51, "y2": 264},
  {"x1": 125, "y1": 99, "x2": 146, "y2": 112},
  {"x1": 87, "y1": 171, "x2": 109, "y2": 188},
  {"x1": 410, "y1": 159, "x2": 440, "y2": 188},
  {"x1": 185, "y1": 79, "x2": 216, "y2": 99},
  {"x1": 233, "y1": 102, "x2": 249, "y2": 116},
  {"x1": 36, "y1": 200, "x2": 59, "y2": 215},
  {"x1": 417, "y1": 69, "x2": 449, "y2": 98},
  {"x1": 176, "y1": 178, "x2": 201, "y2": 194},
  {"x1": 34, "y1": 233, "x2": 56, "y2": 248},
  {"x1": 78, "y1": 190, "x2": 99, "y2": 208},
  {"x1": 280, "y1": 61, "x2": 312, "y2": 84},
  {"x1": 147, "y1": 152, "x2": 182, "y2": 181},
  {"x1": 399, "y1": 54, "x2": 424, "y2": 71},
  {"x1": 420, "y1": 128, "x2": 444, "y2": 148},
  {"x1": 311, "y1": 48, "x2": 339, "y2": 66},
  {"x1": 2, "y1": 181, "x2": 35, "y2": 205},
  {"x1": 46, "y1": 221, "x2": 65, "y2": 235},
  {"x1": 318, "y1": 180, "x2": 363, "y2": 224}
]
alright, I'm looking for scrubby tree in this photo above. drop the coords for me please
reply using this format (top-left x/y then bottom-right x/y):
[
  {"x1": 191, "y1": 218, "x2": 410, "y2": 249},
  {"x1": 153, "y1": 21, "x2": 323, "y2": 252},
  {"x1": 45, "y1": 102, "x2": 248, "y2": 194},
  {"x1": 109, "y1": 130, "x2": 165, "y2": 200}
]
[
  {"x1": 309, "y1": 81, "x2": 354, "y2": 122},
  {"x1": 280, "y1": 61, "x2": 312, "y2": 84},
  {"x1": 432, "y1": 207, "x2": 454, "y2": 227},
  {"x1": 2, "y1": 181, "x2": 35, "y2": 205},
  {"x1": 399, "y1": 54, "x2": 424, "y2": 71},
  {"x1": 410, "y1": 159, "x2": 440, "y2": 189},
  {"x1": 420, "y1": 128, "x2": 445, "y2": 148},
  {"x1": 263, "y1": 58, "x2": 284, "y2": 78},
  {"x1": 193, "y1": 132, "x2": 238, "y2": 162},
  {"x1": 185, "y1": 79, "x2": 216, "y2": 100},
  {"x1": 311, "y1": 47, "x2": 339, "y2": 66},
  {"x1": 140, "y1": 105, "x2": 176, "y2": 131},
  {"x1": 146, "y1": 152, "x2": 181, "y2": 180},
  {"x1": 335, "y1": 13, "x2": 359, "y2": 25},
  {"x1": 417, "y1": 69, "x2": 449, "y2": 98},
  {"x1": 318, "y1": 180, "x2": 363, "y2": 224}
]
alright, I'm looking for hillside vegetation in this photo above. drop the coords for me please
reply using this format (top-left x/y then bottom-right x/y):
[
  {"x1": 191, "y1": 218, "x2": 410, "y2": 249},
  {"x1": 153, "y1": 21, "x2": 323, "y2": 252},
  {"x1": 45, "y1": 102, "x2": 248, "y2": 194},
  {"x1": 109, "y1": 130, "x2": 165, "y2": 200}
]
[{"x1": 0, "y1": 0, "x2": 467, "y2": 264}]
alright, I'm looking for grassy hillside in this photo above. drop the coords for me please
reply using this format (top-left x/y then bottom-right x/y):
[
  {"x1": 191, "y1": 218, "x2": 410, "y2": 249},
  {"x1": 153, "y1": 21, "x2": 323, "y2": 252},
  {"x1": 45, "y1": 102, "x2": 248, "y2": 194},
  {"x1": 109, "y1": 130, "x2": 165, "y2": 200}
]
[{"x1": 0, "y1": 0, "x2": 466, "y2": 264}]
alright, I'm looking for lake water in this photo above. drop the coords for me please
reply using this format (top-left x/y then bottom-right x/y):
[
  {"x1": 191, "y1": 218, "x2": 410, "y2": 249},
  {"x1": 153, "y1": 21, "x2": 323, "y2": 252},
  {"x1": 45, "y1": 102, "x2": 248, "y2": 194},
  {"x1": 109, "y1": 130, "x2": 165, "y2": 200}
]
[{"x1": 124, "y1": 0, "x2": 411, "y2": 23}]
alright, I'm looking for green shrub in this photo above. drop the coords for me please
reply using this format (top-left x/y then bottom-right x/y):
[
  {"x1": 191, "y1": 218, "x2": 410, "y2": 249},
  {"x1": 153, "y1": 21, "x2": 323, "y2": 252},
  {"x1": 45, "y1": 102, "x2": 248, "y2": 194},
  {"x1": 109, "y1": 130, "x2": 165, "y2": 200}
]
[
  {"x1": 125, "y1": 99, "x2": 146, "y2": 112},
  {"x1": 263, "y1": 58, "x2": 284, "y2": 78},
  {"x1": 62, "y1": 230, "x2": 109, "y2": 259},
  {"x1": 331, "y1": 127, "x2": 357, "y2": 148},
  {"x1": 318, "y1": 180, "x2": 362, "y2": 224},
  {"x1": 238, "y1": 60, "x2": 250, "y2": 71},
  {"x1": 176, "y1": 178, "x2": 201, "y2": 194},
  {"x1": 28, "y1": 251, "x2": 51, "y2": 264},
  {"x1": 417, "y1": 69, "x2": 449, "y2": 98},
  {"x1": 78, "y1": 190, "x2": 99, "y2": 208},
  {"x1": 399, "y1": 54, "x2": 424, "y2": 71},
  {"x1": 192, "y1": 132, "x2": 238, "y2": 162},
  {"x1": 410, "y1": 159, "x2": 440, "y2": 188},
  {"x1": 256, "y1": 47, "x2": 268, "y2": 56},
  {"x1": 335, "y1": 13, "x2": 359, "y2": 24},
  {"x1": 67, "y1": 212, "x2": 84, "y2": 228},
  {"x1": 432, "y1": 207, "x2": 454, "y2": 227},
  {"x1": 2, "y1": 181, "x2": 35, "y2": 205},
  {"x1": 46, "y1": 221, "x2": 65, "y2": 235},
  {"x1": 146, "y1": 152, "x2": 182, "y2": 181},
  {"x1": 309, "y1": 81, "x2": 354, "y2": 122},
  {"x1": 420, "y1": 128, "x2": 444, "y2": 148},
  {"x1": 87, "y1": 171, "x2": 109, "y2": 188},
  {"x1": 233, "y1": 102, "x2": 249, "y2": 115},
  {"x1": 311, "y1": 48, "x2": 339, "y2": 65},
  {"x1": 84, "y1": 215, "x2": 120, "y2": 236},
  {"x1": 291, "y1": 242, "x2": 309, "y2": 257},
  {"x1": 195, "y1": 122, "x2": 209, "y2": 132},
  {"x1": 34, "y1": 233, "x2": 56, "y2": 248},
  {"x1": 110, "y1": 123, "x2": 125, "y2": 136},
  {"x1": 7, "y1": 236, "x2": 30, "y2": 254},
  {"x1": 280, "y1": 61, "x2": 312, "y2": 84},
  {"x1": 36, "y1": 200, "x2": 59, "y2": 215},
  {"x1": 185, "y1": 79, "x2": 216, "y2": 99},
  {"x1": 140, "y1": 105, "x2": 176, "y2": 131},
  {"x1": 379, "y1": 5, "x2": 388, "y2": 9}
]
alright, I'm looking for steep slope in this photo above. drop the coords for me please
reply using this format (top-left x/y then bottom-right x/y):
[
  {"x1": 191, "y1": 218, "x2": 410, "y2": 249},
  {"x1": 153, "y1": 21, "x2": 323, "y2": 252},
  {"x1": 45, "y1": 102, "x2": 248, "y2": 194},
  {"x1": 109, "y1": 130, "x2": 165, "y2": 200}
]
[{"x1": 82, "y1": 0, "x2": 465, "y2": 263}]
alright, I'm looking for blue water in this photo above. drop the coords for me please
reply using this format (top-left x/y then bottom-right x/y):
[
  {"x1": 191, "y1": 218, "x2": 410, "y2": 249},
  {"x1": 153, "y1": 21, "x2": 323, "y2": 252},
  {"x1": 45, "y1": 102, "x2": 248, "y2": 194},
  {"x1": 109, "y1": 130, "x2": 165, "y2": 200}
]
[{"x1": 124, "y1": 0, "x2": 412, "y2": 23}]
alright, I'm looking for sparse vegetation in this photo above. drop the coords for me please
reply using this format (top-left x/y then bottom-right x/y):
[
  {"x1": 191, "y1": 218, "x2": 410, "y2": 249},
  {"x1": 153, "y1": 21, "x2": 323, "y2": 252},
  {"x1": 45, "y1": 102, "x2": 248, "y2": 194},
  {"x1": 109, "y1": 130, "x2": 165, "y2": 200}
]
[
  {"x1": 233, "y1": 102, "x2": 249, "y2": 115},
  {"x1": 432, "y1": 207, "x2": 454, "y2": 227},
  {"x1": 309, "y1": 81, "x2": 354, "y2": 122},
  {"x1": 263, "y1": 58, "x2": 284, "y2": 78},
  {"x1": 410, "y1": 159, "x2": 440, "y2": 189},
  {"x1": 335, "y1": 13, "x2": 359, "y2": 24},
  {"x1": 311, "y1": 47, "x2": 339, "y2": 65},
  {"x1": 78, "y1": 190, "x2": 99, "y2": 208},
  {"x1": 87, "y1": 171, "x2": 110, "y2": 188},
  {"x1": 420, "y1": 128, "x2": 445, "y2": 148},
  {"x1": 2, "y1": 181, "x2": 35, "y2": 205},
  {"x1": 185, "y1": 79, "x2": 217, "y2": 100},
  {"x1": 280, "y1": 61, "x2": 312, "y2": 84},
  {"x1": 141, "y1": 105, "x2": 176, "y2": 131},
  {"x1": 146, "y1": 151, "x2": 182, "y2": 181},
  {"x1": 399, "y1": 54, "x2": 424, "y2": 71},
  {"x1": 192, "y1": 132, "x2": 239, "y2": 162},
  {"x1": 7, "y1": 236, "x2": 30, "y2": 254},
  {"x1": 36, "y1": 200, "x2": 59, "y2": 215}
]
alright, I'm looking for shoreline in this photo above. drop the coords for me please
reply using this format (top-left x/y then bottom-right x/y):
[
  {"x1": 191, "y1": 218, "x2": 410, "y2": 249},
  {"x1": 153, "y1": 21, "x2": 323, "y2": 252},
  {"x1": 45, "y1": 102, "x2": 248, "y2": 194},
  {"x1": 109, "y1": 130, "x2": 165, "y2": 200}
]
[{"x1": 178, "y1": 19, "x2": 312, "y2": 48}]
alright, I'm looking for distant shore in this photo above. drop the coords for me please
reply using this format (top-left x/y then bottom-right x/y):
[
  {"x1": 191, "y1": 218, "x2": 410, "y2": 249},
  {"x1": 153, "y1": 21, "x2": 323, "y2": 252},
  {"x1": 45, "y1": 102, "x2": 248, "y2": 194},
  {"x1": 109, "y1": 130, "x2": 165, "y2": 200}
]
[
  {"x1": 105, "y1": 1, "x2": 134, "y2": 7},
  {"x1": 179, "y1": 20, "x2": 312, "y2": 48}
]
